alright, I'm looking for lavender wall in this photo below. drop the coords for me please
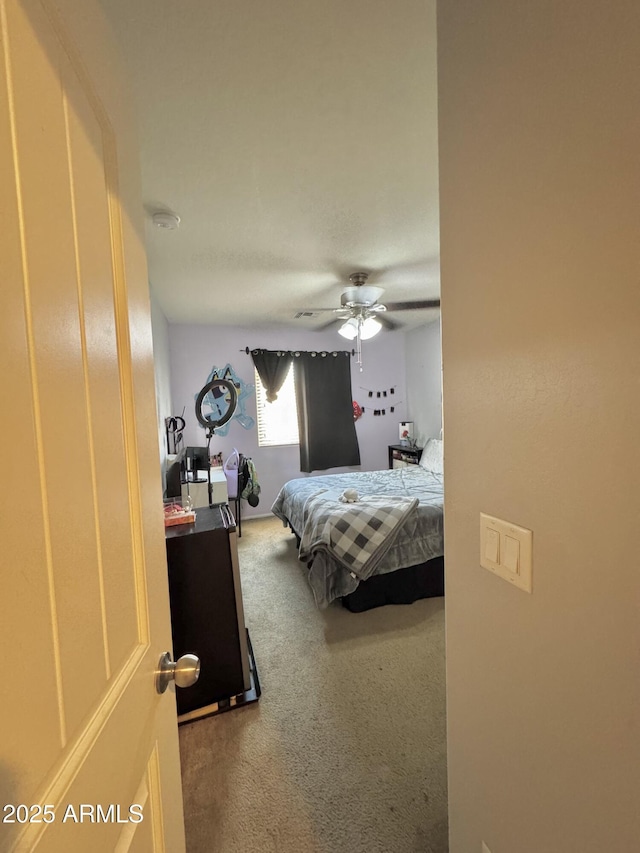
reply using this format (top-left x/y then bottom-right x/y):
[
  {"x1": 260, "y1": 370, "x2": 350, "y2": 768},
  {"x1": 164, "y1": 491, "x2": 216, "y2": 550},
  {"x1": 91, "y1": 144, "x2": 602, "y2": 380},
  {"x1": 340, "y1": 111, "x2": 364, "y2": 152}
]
[
  {"x1": 405, "y1": 320, "x2": 442, "y2": 446},
  {"x1": 168, "y1": 324, "x2": 408, "y2": 517},
  {"x1": 149, "y1": 286, "x2": 172, "y2": 489}
]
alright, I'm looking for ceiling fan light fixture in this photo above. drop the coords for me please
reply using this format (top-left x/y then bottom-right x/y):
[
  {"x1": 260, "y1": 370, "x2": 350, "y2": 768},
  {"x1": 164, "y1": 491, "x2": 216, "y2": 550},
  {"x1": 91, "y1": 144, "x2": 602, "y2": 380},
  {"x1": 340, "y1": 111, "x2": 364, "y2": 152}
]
[
  {"x1": 341, "y1": 284, "x2": 385, "y2": 307},
  {"x1": 338, "y1": 317, "x2": 359, "y2": 339},
  {"x1": 360, "y1": 316, "x2": 382, "y2": 339}
]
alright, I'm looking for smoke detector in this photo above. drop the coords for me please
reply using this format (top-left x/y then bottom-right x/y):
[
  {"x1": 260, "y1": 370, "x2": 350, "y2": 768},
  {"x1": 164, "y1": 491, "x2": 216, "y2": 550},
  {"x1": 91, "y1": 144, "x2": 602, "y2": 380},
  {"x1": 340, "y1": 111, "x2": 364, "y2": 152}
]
[{"x1": 152, "y1": 211, "x2": 180, "y2": 230}]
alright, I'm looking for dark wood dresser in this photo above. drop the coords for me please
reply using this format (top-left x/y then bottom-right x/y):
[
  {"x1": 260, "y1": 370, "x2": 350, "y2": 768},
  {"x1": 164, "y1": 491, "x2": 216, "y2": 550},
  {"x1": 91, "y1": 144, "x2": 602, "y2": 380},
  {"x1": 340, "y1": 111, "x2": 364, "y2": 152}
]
[{"x1": 165, "y1": 504, "x2": 256, "y2": 722}]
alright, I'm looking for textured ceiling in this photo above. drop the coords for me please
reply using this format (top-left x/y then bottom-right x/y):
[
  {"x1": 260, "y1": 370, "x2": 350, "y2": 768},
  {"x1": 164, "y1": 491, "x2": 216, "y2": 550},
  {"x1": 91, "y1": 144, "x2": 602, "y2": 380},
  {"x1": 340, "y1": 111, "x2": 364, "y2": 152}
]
[{"x1": 100, "y1": 0, "x2": 440, "y2": 330}]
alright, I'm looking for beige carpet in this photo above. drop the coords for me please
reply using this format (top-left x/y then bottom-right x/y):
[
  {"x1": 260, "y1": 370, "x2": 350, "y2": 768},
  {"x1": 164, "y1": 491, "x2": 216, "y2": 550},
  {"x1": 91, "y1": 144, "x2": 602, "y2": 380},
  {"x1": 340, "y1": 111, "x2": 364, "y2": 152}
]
[{"x1": 179, "y1": 516, "x2": 448, "y2": 853}]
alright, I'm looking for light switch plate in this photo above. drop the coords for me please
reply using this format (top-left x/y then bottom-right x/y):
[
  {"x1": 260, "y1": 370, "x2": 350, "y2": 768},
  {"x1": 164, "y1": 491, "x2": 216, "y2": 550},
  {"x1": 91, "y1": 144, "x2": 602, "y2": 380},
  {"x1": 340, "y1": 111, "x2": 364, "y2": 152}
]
[{"x1": 480, "y1": 513, "x2": 533, "y2": 593}]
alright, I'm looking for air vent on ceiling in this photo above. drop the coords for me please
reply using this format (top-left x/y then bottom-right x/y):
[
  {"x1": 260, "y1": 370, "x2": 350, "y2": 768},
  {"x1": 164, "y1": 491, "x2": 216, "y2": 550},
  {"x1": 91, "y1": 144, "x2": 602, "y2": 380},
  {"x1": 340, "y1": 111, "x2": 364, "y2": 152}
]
[{"x1": 294, "y1": 311, "x2": 320, "y2": 319}]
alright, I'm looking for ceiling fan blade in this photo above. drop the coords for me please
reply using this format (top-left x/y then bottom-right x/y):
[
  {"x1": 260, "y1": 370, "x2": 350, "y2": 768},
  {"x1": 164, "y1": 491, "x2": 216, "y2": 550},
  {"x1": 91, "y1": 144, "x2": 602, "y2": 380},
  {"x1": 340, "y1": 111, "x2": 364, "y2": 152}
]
[
  {"x1": 295, "y1": 307, "x2": 341, "y2": 313},
  {"x1": 378, "y1": 314, "x2": 402, "y2": 331},
  {"x1": 383, "y1": 299, "x2": 441, "y2": 311},
  {"x1": 315, "y1": 317, "x2": 341, "y2": 331}
]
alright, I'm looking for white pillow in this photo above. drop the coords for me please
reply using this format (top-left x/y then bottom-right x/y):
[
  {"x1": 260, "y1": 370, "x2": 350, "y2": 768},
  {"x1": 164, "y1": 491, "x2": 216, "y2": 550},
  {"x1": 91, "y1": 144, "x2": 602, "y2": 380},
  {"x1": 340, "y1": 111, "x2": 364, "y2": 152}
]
[{"x1": 419, "y1": 438, "x2": 443, "y2": 475}]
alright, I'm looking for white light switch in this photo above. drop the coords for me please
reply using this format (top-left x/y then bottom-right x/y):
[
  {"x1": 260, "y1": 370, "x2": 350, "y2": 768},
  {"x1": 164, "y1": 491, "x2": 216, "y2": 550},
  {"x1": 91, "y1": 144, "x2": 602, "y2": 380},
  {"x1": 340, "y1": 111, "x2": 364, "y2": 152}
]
[
  {"x1": 480, "y1": 513, "x2": 533, "y2": 593},
  {"x1": 485, "y1": 528, "x2": 500, "y2": 563},
  {"x1": 503, "y1": 535, "x2": 520, "y2": 573}
]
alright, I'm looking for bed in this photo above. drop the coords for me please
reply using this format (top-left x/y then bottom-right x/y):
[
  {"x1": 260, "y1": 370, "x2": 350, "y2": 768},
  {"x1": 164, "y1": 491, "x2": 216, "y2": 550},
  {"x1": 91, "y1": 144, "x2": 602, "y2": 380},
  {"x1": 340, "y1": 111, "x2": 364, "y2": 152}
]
[{"x1": 271, "y1": 439, "x2": 444, "y2": 611}]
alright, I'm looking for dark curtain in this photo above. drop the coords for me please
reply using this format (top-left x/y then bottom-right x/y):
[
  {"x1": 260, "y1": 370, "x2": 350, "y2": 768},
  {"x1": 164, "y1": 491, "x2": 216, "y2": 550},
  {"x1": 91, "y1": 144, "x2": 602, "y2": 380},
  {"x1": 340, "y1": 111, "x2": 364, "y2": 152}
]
[
  {"x1": 251, "y1": 349, "x2": 292, "y2": 402},
  {"x1": 294, "y1": 351, "x2": 360, "y2": 472}
]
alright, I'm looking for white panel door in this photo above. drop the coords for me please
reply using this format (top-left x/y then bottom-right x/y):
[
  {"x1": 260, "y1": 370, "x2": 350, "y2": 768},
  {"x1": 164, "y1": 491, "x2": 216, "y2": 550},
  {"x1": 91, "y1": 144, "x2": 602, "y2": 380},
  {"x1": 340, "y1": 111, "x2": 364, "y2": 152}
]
[{"x1": 0, "y1": 1, "x2": 185, "y2": 850}]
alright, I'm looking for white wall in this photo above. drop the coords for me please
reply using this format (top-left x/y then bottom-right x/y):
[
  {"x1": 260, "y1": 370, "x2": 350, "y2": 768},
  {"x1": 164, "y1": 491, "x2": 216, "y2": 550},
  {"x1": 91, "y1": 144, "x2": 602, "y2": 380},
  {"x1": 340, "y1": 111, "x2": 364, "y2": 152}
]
[
  {"x1": 405, "y1": 320, "x2": 442, "y2": 445},
  {"x1": 149, "y1": 285, "x2": 173, "y2": 488},
  {"x1": 439, "y1": 2, "x2": 640, "y2": 851},
  {"x1": 169, "y1": 324, "x2": 408, "y2": 517}
]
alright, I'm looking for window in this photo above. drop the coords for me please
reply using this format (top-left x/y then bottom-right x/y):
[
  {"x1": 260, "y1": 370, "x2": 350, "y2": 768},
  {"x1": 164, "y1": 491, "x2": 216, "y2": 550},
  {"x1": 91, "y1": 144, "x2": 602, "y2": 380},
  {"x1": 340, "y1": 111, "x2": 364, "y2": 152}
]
[{"x1": 255, "y1": 364, "x2": 299, "y2": 447}]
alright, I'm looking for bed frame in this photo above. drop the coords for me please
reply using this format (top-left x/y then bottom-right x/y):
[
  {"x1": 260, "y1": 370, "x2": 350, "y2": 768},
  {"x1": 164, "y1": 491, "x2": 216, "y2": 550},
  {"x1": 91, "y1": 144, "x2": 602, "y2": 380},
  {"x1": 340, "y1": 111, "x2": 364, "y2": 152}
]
[
  {"x1": 341, "y1": 555, "x2": 445, "y2": 612},
  {"x1": 290, "y1": 527, "x2": 444, "y2": 612}
]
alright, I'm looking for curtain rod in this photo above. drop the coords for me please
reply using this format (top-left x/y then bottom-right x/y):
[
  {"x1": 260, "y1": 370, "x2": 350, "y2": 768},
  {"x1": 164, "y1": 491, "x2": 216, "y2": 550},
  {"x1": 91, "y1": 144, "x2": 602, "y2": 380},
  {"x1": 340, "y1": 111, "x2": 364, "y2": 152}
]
[{"x1": 239, "y1": 347, "x2": 356, "y2": 356}]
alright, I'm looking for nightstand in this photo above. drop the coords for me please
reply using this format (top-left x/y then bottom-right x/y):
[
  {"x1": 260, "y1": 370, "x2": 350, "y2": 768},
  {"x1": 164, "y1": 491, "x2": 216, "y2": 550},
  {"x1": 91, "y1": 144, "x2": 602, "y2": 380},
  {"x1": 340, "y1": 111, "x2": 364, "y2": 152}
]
[{"x1": 388, "y1": 444, "x2": 423, "y2": 469}]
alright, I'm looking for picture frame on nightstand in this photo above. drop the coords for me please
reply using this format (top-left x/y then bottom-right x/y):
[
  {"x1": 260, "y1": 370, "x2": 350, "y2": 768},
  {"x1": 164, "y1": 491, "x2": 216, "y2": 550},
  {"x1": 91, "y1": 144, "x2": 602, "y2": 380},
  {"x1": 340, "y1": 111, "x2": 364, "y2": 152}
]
[{"x1": 399, "y1": 421, "x2": 414, "y2": 445}]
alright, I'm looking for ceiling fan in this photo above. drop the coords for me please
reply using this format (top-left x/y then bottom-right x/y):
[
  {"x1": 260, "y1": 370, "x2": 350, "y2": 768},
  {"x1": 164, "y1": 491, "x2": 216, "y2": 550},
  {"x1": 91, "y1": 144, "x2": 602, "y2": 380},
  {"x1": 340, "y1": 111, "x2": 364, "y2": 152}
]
[{"x1": 306, "y1": 272, "x2": 440, "y2": 369}]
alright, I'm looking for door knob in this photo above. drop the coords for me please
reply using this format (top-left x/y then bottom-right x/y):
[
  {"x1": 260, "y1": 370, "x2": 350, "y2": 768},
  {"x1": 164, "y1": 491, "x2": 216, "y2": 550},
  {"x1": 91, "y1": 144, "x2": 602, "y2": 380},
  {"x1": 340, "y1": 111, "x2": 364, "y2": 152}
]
[{"x1": 156, "y1": 651, "x2": 201, "y2": 694}]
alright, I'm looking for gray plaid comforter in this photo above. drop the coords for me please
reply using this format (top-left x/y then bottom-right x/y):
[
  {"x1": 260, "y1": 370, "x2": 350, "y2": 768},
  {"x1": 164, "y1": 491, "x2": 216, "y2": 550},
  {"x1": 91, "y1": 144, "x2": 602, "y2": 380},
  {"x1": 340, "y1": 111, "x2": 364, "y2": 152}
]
[
  {"x1": 271, "y1": 467, "x2": 444, "y2": 607},
  {"x1": 299, "y1": 491, "x2": 419, "y2": 580}
]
